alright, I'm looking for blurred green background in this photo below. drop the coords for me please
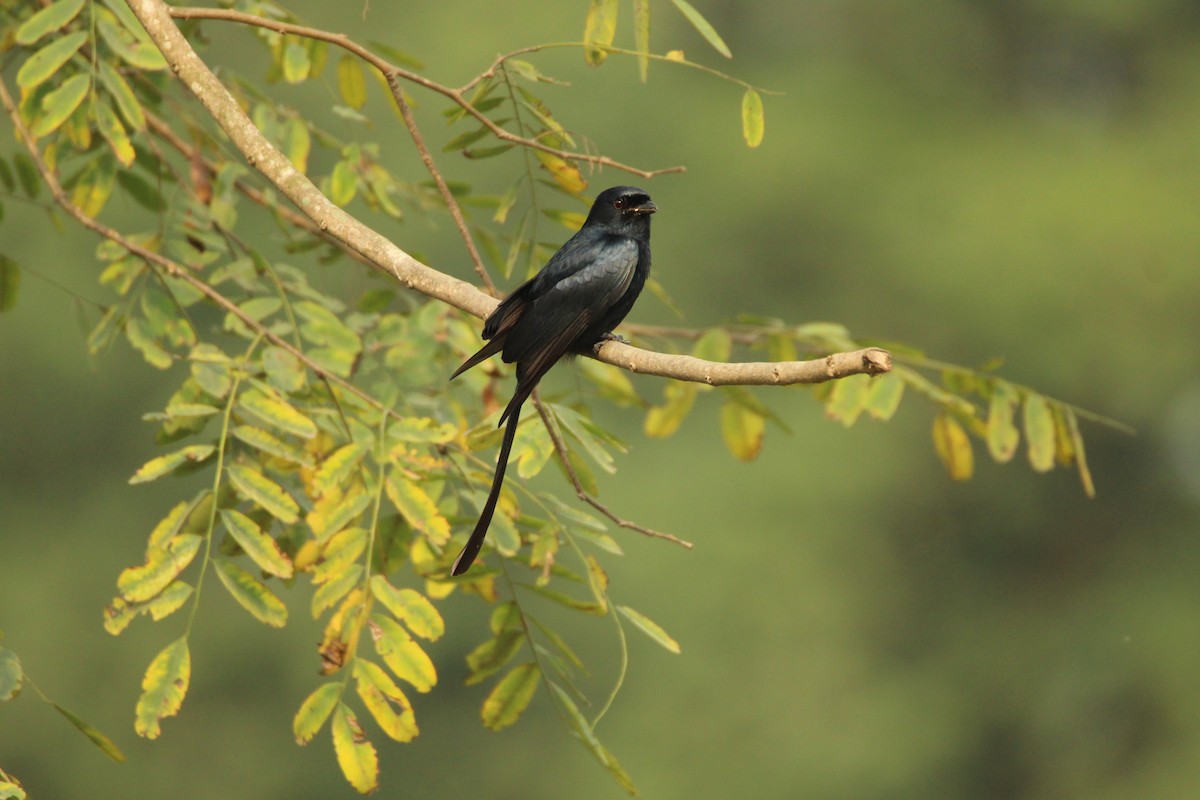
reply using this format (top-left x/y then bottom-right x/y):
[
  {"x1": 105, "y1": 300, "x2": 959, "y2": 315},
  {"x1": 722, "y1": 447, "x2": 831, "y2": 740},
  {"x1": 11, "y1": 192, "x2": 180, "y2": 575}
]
[{"x1": 4, "y1": 1, "x2": 1200, "y2": 797}]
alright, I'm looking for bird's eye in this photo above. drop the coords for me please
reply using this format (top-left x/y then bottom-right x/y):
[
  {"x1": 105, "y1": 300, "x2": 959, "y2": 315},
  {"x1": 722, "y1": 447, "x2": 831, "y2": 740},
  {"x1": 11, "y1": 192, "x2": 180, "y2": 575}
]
[{"x1": 612, "y1": 197, "x2": 626, "y2": 209}]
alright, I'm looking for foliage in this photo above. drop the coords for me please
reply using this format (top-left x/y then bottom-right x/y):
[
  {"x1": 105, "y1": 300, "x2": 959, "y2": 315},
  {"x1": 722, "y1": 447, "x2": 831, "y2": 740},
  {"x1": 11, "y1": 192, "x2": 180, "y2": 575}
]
[{"x1": 0, "y1": 0, "x2": 1118, "y2": 795}]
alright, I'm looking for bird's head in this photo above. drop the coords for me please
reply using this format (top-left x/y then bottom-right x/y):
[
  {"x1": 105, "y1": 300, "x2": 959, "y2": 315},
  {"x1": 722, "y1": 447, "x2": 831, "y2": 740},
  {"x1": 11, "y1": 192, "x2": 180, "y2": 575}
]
[{"x1": 585, "y1": 186, "x2": 657, "y2": 231}]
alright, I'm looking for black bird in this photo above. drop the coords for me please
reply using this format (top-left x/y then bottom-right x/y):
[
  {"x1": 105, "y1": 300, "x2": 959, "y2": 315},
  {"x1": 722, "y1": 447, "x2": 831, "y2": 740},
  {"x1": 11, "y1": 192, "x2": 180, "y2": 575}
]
[{"x1": 449, "y1": 186, "x2": 657, "y2": 575}]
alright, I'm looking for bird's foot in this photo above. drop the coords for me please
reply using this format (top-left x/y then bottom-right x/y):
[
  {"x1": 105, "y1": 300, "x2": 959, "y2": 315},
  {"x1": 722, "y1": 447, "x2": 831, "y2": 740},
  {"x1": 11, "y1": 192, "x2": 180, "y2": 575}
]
[{"x1": 593, "y1": 331, "x2": 629, "y2": 353}]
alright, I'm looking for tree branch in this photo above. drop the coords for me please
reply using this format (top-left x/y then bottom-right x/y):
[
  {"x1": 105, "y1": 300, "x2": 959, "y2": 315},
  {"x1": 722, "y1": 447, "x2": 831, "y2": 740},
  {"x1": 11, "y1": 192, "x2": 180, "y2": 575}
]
[{"x1": 126, "y1": 0, "x2": 891, "y2": 387}]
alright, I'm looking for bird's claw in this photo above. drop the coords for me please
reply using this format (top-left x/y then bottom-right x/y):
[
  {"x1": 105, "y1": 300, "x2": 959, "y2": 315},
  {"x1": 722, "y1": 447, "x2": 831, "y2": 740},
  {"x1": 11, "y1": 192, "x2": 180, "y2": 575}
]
[{"x1": 593, "y1": 331, "x2": 629, "y2": 353}]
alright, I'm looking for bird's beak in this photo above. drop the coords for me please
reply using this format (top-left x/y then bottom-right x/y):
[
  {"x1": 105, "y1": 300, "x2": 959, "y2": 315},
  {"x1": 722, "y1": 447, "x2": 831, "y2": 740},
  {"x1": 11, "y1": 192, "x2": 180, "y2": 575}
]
[{"x1": 634, "y1": 200, "x2": 657, "y2": 214}]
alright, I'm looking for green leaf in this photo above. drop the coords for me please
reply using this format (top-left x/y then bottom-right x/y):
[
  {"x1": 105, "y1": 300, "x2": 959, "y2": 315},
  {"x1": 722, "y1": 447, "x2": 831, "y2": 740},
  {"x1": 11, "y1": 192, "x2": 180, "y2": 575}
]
[
  {"x1": 465, "y1": 630, "x2": 524, "y2": 685},
  {"x1": 95, "y1": 98, "x2": 135, "y2": 167},
  {"x1": 237, "y1": 388, "x2": 318, "y2": 439},
  {"x1": 1063, "y1": 406, "x2": 1096, "y2": 498},
  {"x1": 387, "y1": 417, "x2": 457, "y2": 444},
  {"x1": 331, "y1": 703, "x2": 378, "y2": 794},
  {"x1": 987, "y1": 381, "x2": 1020, "y2": 463},
  {"x1": 337, "y1": 55, "x2": 368, "y2": 109},
  {"x1": 864, "y1": 373, "x2": 905, "y2": 421},
  {"x1": 481, "y1": 662, "x2": 540, "y2": 732},
  {"x1": 583, "y1": 0, "x2": 619, "y2": 65},
  {"x1": 693, "y1": 327, "x2": 732, "y2": 362},
  {"x1": 353, "y1": 659, "x2": 418, "y2": 742},
  {"x1": 741, "y1": 89, "x2": 765, "y2": 147},
  {"x1": 933, "y1": 412, "x2": 973, "y2": 481},
  {"x1": 220, "y1": 509, "x2": 294, "y2": 578},
  {"x1": 51, "y1": 702, "x2": 126, "y2": 762},
  {"x1": 95, "y1": 11, "x2": 167, "y2": 70},
  {"x1": 329, "y1": 160, "x2": 358, "y2": 206},
  {"x1": 370, "y1": 577, "x2": 445, "y2": 641},
  {"x1": 31, "y1": 73, "x2": 90, "y2": 139},
  {"x1": 0, "y1": 647, "x2": 22, "y2": 701},
  {"x1": 522, "y1": 584, "x2": 605, "y2": 615},
  {"x1": 135, "y1": 637, "x2": 190, "y2": 739},
  {"x1": 386, "y1": 473, "x2": 451, "y2": 546},
  {"x1": 720, "y1": 397, "x2": 765, "y2": 461},
  {"x1": 618, "y1": 605, "x2": 681, "y2": 654},
  {"x1": 282, "y1": 117, "x2": 311, "y2": 173},
  {"x1": 292, "y1": 682, "x2": 340, "y2": 744},
  {"x1": 226, "y1": 464, "x2": 300, "y2": 524},
  {"x1": 825, "y1": 373, "x2": 870, "y2": 427},
  {"x1": 670, "y1": 0, "x2": 732, "y2": 57},
  {"x1": 128, "y1": 444, "x2": 215, "y2": 484},
  {"x1": 261, "y1": 346, "x2": 306, "y2": 394},
  {"x1": 232, "y1": 425, "x2": 313, "y2": 467},
  {"x1": 369, "y1": 614, "x2": 437, "y2": 693},
  {"x1": 16, "y1": 0, "x2": 85, "y2": 45},
  {"x1": 1023, "y1": 393, "x2": 1055, "y2": 473},
  {"x1": 528, "y1": 615, "x2": 584, "y2": 670},
  {"x1": 16, "y1": 31, "x2": 87, "y2": 91},
  {"x1": 633, "y1": 0, "x2": 651, "y2": 81},
  {"x1": 116, "y1": 170, "x2": 166, "y2": 212},
  {"x1": 13, "y1": 154, "x2": 40, "y2": 199},
  {"x1": 117, "y1": 534, "x2": 202, "y2": 602},
  {"x1": 213, "y1": 559, "x2": 288, "y2": 627},
  {"x1": 548, "y1": 682, "x2": 638, "y2": 793},
  {"x1": 281, "y1": 39, "x2": 311, "y2": 83},
  {"x1": 0, "y1": 256, "x2": 20, "y2": 313},
  {"x1": 98, "y1": 60, "x2": 146, "y2": 131}
]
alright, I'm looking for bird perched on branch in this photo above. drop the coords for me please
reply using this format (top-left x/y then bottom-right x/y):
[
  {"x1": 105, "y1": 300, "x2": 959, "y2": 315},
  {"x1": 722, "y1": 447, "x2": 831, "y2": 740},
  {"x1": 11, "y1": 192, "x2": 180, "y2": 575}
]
[{"x1": 449, "y1": 186, "x2": 657, "y2": 575}]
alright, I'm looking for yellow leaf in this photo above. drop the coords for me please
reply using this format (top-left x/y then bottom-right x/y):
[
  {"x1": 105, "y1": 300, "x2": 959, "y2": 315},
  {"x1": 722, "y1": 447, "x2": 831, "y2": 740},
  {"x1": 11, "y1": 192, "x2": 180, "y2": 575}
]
[
  {"x1": 337, "y1": 55, "x2": 367, "y2": 109},
  {"x1": 582, "y1": 0, "x2": 619, "y2": 65},
  {"x1": 987, "y1": 381, "x2": 1020, "y2": 463},
  {"x1": 665, "y1": 49, "x2": 686, "y2": 61},
  {"x1": 331, "y1": 703, "x2": 378, "y2": 794},
  {"x1": 213, "y1": 559, "x2": 288, "y2": 628},
  {"x1": 369, "y1": 577, "x2": 445, "y2": 641},
  {"x1": 293, "y1": 682, "x2": 340, "y2": 745},
  {"x1": 135, "y1": 638, "x2": 190, "y2": 739},
  {"x1": 117, "y1": 534, "x2": 202, "y2": 602},
  {"x1": 311, "y1": 442, "x2": 368, "y2": 498},
  {"x1": 237, "y1": 388, "x2": 317, "y2": 439},
  {"x1": 95, "y1": 98, "x2": 135, "y2": 167},
  {"x1": 226, "y1": 464, "x2": 300, "y2": 523},
  {"x1": 1063, "y1": 406, "x2": 1096, "y2": 498},
  {"x1": 741, "y1": 89, "x2": 764, "y2": 147},
  {"x1": 534, "y1": 151, "x2": 587, "y2": 195},
  {"x1": 644, "y1": 380, "x2": 696, "y2": 438},
  {"x1": 933, "y1": 412, "x2": 974, "y2": 481},
  {"x1": 720, "y1": 398, "x2": 765, "y2": 461},
  {"x1": 129, "y1": 444, "x2": 215, "y2": 484},
  {"x1": 353, "y1": 660, "x2": 417, "y2": 742},
  {"x1": 1023, "y1": 393, "x2": 1055, "y2": 473},
  {"x1": 618, "y1": 605, "x2": 681, "y2": 654},
  {"x1": 385, "y1": 473, "x2": 450, "y2": 546},
  {"x1": 369, "y1": 614, "x2": 437, "y2": 693}
]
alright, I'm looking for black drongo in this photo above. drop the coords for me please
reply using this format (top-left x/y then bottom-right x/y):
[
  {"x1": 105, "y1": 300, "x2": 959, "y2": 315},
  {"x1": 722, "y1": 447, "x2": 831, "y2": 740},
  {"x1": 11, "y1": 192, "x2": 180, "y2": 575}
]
[{"x1": 449, "y1": 186, "x2": 657, "y2": 575}]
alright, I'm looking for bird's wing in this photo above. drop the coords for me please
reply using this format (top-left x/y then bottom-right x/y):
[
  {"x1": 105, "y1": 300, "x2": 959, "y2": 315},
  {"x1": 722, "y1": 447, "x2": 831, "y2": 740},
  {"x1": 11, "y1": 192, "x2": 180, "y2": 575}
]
[{"x1": 504, "y1": 237, "x2": 639, "y2": 378}]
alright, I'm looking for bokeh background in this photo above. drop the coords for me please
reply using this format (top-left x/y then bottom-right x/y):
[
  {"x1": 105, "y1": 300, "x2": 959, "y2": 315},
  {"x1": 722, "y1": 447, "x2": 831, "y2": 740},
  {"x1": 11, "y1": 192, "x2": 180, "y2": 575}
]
[{"x1": 4, "y1": 1, "x2": 1200, "y2": 798}]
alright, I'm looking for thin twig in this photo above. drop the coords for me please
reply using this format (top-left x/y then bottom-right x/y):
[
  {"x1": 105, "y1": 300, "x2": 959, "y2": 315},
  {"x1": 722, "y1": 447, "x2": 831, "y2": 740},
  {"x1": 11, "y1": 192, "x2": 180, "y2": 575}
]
[
  {"x1": 167, "y1": 6, "x2": 683, "y2": 179},
  {"x1": 530, "y1": 392, "x2": 694, "y2": 549},
  {"x1": 384, "y1": 73, "x2": 496, "y2": 294},
  {"x1": 0, "y1": 76, "x2": 386, "y2": 417}
]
